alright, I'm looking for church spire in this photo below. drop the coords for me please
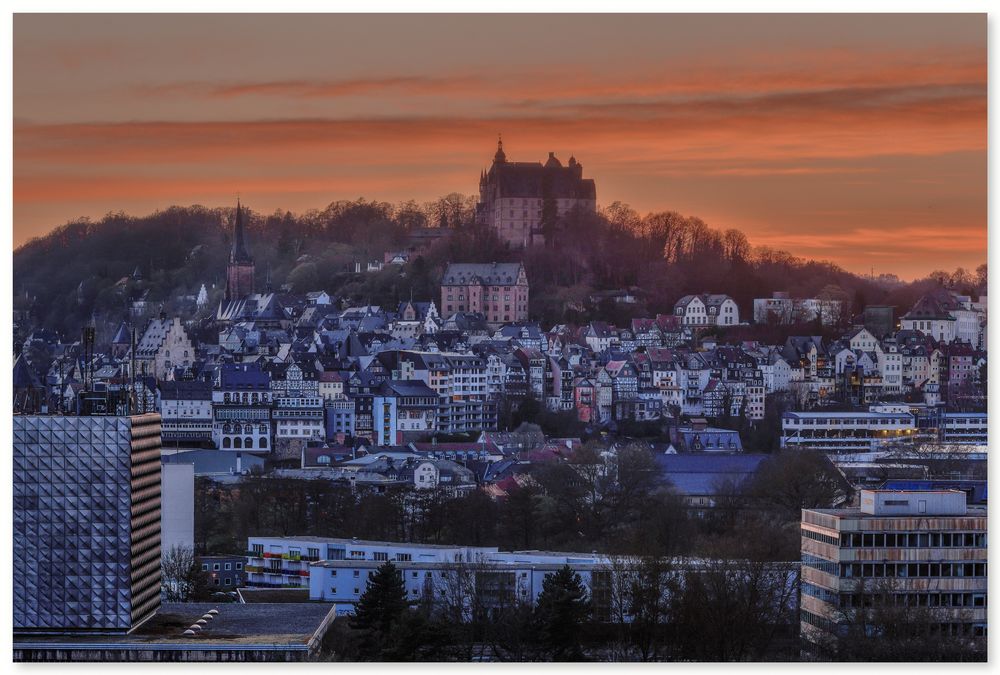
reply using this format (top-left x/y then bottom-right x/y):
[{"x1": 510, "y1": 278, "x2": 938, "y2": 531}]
[
  {"x1": 226, "y1": 197, "x2": 255, "y2": 301},
  {"x1": 230, "y1": 198, "x2": 253, "y2": 265}
]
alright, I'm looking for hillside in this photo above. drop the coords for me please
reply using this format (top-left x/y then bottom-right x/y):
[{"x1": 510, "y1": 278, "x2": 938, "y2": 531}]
[{"x1": 13, "y1": 196, "x2": 981, "y2": 344}]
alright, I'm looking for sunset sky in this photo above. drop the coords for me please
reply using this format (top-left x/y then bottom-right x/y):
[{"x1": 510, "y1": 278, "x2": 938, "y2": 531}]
[{"x1": 13, "y1": 13, "x2": 986, "y2": 279}]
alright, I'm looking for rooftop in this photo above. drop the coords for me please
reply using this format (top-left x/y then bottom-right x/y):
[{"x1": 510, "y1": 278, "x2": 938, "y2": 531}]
[{"x1": 14, "y1": 603, "x2": 334, "y2": 648}]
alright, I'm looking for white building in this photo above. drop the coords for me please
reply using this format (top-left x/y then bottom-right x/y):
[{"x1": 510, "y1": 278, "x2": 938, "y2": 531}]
[
  {"x1": 273, "y1": 395, "x2": 326, "y2": 441},
  {"x1": 781, "y1": 409, "x2": 916, "y2": 453},
  {"x1": 674, "y1": 294, "x2": 740, "y2": 327},
  {"x1": 160, "y1": 463, "x2": 195, "y2": 554}
]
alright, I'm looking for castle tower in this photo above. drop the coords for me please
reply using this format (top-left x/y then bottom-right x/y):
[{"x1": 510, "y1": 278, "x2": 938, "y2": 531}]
[{"x1": 226, "y1": 199, "x2": 255, "y2": 300}]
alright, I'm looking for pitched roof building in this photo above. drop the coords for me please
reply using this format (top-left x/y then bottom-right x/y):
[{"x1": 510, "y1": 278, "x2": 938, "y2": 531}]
[
  {"x1": 440, "y1": 262, "x2": 529, "y2": 325},
  {"x1": 475, "y1": 137, "x2": 597, "y2": 248}
]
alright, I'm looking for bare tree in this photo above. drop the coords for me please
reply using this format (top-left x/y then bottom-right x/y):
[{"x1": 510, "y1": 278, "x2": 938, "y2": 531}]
[{"x1": 161, "y1": 544, "x2": 209, "y2": 602}]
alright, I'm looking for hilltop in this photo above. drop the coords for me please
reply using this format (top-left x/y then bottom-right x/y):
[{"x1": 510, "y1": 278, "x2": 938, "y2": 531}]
[{"x1": 12, "y1": 195, "x2": 982, "y2": 343}]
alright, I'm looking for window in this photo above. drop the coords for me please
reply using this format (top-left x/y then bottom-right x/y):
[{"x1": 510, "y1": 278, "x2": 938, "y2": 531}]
[
  {"x1": 225, "y1": 578, "x2": 232, "y2": 586},
  {"x1": 225, "y1": 563, "x2": 232, "y2": 570},
  {"x1": 236, "y1": 562, "x2": 243, "y2": 570},
  {"x1": 373, "y1": 552, "x2": 388, "y2": 561},
  {"x1": 202, "y1": 564, "x2": 208, "y2": 571},
  {"x1": 213, "y1": 563, "x2": 221, "y2": 571}
]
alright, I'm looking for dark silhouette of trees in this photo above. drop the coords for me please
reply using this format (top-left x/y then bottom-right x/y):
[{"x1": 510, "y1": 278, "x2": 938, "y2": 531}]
[{"x1": 534, "y1": 565, "x2": 592, "y2": 660}]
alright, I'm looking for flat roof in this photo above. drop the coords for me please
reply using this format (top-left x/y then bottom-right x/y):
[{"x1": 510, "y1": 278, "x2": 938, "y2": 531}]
[
  {"x1": 13, "y1": 603, "x2": 335, "y2": 648},
  {"x1": 805, "y1": 506, "x2": 987, "y2": 518},
  {"x1": 249, "y1": 535, "x2": 499, "y2": 551}
]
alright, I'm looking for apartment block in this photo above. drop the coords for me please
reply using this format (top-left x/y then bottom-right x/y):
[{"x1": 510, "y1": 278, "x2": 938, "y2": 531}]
[{"x1": 800, "y1": 490, "x2": 987, "y2": 654}]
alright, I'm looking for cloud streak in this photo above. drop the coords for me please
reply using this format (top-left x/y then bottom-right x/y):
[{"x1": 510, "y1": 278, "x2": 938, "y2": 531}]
[{"x1": 12, "y1": 15, "x2": 986, "y2": 279}]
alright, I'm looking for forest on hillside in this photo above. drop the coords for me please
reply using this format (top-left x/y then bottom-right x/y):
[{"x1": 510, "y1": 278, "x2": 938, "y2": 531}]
[{"x1": 13, "y1": 193, "x2": 985, "y2": 344}]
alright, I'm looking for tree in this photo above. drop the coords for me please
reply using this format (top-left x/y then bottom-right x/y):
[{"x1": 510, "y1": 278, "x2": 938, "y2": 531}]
[
  {"x1": 540, "y1": 177, "x2": 559, "y2": 248},
  {"x1": 625, "y1": 556, "x2": 676, "y2": 661},
  {"x1": 671, "y1": 559, "x2": 797, "y2": 661},
  {"x1": 352, "y1": 561, "x2": 409, "y2": 636},
  {"x1": 534, "y1": 565, "x2": 592, "y2": 660},
  {"x1": 822, "y1": 578, "x2": 986, "y2": 661},
  {"x1": 745, "y1": 450, "x2": 851, "y2": 519},
  {"x1": 161, "y1": 545, "x2": 211, "y2": 602}
]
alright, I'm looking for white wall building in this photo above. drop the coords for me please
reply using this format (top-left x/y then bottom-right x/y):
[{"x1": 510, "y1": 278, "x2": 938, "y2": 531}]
[{"x1": 161, "y1": 462, "x2": 195, "y2": 554}]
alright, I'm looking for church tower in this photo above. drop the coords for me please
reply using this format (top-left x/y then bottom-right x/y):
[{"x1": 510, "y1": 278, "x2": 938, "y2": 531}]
[{"x1": 225, "y1": 200, "x2": 255, "y2": 300}]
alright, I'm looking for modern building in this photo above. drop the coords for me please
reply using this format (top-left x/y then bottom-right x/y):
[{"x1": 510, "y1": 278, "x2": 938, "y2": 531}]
[
  {"x1": 475, "y1": 137, "x2": 597, "y2": 248},
  {"x1": 160, "y1": 462, "x2": 194, "y2": 554},
  {"x1": 939, "y1": 412, "x2": 988, "y2": 445},
  {"x1": 800, "y1": 490, "x2": 987, "y2": 654},
  {"x1": 198, "y1": 555, "x2": 247, "y2": 590},
  {"x1": 14, "y1": 602, "x2": 336, "y2": 662},
  {"x1": 780, "y1": 409, "x2": 917, "y2": 453},
  {"x1": 14, "y1": 413, "x2": 163, "y2": 633},
  {"x1": 440, "y1": 262, "x2": 530, "y2": 324}
]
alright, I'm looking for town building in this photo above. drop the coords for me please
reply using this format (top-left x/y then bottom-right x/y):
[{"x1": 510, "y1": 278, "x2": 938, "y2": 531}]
[
  {"x1": 158, "y1": 379, "x2": 213, "y2": 445},
  {"x1": 134, "y1": 316, "x2": 195, "y2": 381},
  {"x1": 372, "y1": 380, "x2": 440, "y2": 447},
  {"x1": 440, "y1": 262, "x2": 529, "y2": 324},
  {"x1": 673, "y1": 293, "x2": 740, "y2": 327},
  {"x1": 212, "y1": 363, "x2": 273, "y2": 452},
  {"x1": 475, "y1": 137, "x2": 597, "y2": 248},
  {"x1": 800, "y1": 489, "x2": 987, "y2": 654},
  {"x1": 14, "y1": 414, "x2": 162, "y2": 633}
]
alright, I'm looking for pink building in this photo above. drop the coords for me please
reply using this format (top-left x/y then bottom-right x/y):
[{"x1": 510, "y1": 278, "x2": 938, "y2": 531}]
[{"x1": 440, "y1": 262, "x2": 529, "y2": 324}]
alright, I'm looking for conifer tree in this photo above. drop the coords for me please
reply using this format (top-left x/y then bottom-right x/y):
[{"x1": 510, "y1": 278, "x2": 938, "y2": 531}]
[
  {"x1": 534, "y1": 564, "x2": 591, "y2": 660},
  {"x1": 351, "y1": 561, "x2": 408, "y2": 635}
]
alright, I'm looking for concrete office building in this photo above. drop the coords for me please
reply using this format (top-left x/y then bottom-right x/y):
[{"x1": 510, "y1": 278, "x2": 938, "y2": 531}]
[
  {"x1": 800, "y1": 490, "x2": 987, "y2": 654},
  {"x1": 14, "y1": 413, "x2": 163, "y2": 633}
]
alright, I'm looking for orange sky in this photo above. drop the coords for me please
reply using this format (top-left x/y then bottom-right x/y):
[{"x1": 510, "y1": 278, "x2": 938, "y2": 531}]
[{"x1": 13, "y1": 14, "x2": 986, "y2": 279}]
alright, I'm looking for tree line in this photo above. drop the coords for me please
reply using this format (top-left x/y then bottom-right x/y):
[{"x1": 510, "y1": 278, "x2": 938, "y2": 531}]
[
  {"x1": 14, "y1": 193, "x2": 984, "y2": 343},
  {"x1": 195, "y1": 446, "x2": 849, "y2": 565}
]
